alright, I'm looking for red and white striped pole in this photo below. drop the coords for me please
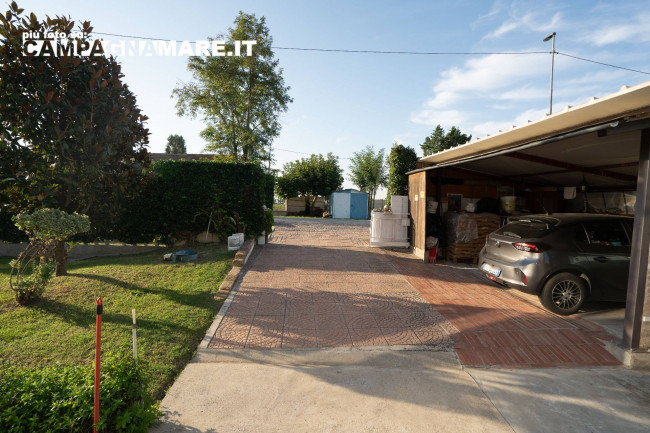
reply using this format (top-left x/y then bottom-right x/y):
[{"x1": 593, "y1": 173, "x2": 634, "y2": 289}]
[{"x1": 93, "y1": 298, "x2": 103, "y2": 433}]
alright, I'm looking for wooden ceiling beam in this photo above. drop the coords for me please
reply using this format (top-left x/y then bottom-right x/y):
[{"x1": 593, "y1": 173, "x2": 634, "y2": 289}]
[{"x1": 504, "y1": 152, "x2": 637, "y2": 183}]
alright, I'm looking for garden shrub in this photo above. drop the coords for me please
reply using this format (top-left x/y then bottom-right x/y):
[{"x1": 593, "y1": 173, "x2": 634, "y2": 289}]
[
  {"x1": 265, "y1": 208, "x2": 274, "y2": 234},
  {"x1": 10, "y1": 208, "x2": 91, "y2": 301},
  {"x1": 0, "y1": 353, "x2": 160, "y2": 433},
  {"x1": 117, "y1": 160, "x2": 267, "y2": 243},
  {"x1": 13, "y1": 208, "x2": 90, "y2": 241}
]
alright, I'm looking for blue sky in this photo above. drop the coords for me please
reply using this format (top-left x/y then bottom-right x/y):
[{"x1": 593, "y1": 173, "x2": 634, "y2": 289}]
[{"x1": 17, "y1": 0, "x2": 650, "y2": 193}]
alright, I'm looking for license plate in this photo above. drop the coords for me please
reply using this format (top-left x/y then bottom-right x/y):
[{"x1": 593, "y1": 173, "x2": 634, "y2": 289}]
[{"x1": 481, "y1": 263, "x2": 501, "y2": 277}]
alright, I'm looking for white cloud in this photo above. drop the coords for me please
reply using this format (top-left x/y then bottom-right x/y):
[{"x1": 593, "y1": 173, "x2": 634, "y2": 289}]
[
  {"x1": 412, "y1": 52, "x2": 547, "y2": 124},
  {"x1": 471, "y1": 107, "x2": 547, "y2": 138},
  {"x1": 513, "y1": 108, "x2": 548, "y2": 125},
  {"x1": 484, "y1": 10, "x2": 562, "y2": 39},
  {"x1": 471, "y1": 120, "x2": 515, "y2": 137},
  {"x1": 497, "y1": 85, "x2": 548, "y2": 100},
  {"x1": 580, "y1": 15, "x2": 650, "y2": 46},
  {"x1": 471, "y1": 0, "x2": 506, "y2": 28},
  {"x1": 432, "y1": 54, "x2": 546, "y2": 97},
  {"x1": 410, "y1": 109, "x2": 464, "y2": 127},
  {"x1": 488, "y1": 21, "x2": 519, "y2": 38}
]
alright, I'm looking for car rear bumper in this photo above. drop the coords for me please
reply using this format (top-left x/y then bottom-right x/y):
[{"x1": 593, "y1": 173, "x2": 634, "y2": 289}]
[{"x1": 478, "y1": 250, "x2": 543, "y2": 295}]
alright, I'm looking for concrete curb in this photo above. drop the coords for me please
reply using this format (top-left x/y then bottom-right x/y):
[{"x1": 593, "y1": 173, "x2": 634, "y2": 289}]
[
  {"x1": 604, "y1": 339, "x2": 650, "y2": 370},
  {"x1": 199, "y1": 277, "x2": 243, "y2": 349},
  {"x1": 216, "y1": 238, "x2": 255, "y2": 299},
  {"x1": 199, "y1": 238, "x2": 256, "y2": 349}
]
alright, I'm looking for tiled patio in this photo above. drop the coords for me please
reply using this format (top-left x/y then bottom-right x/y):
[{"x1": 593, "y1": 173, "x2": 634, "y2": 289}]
[
  {"x1": 208, "y1": 218, "x2": 621, "y2": 369},
  {"x1": 208, "y1": 220, "x2": 455, "y2": 350}
]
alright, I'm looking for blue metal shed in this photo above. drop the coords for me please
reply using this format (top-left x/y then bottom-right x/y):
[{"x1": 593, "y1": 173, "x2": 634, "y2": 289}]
[{"x1": 330, "y1": 189, "x2": 369, "y2": 219}]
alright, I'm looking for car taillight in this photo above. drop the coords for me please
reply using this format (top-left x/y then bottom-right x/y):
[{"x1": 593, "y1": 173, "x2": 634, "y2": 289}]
[{"x1": 513, "y1": 242, "x2": 543, "y2": 253}]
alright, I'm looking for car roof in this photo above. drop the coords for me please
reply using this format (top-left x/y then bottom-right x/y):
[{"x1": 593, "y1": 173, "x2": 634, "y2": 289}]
[{"x1": 510, "y1": 213, "x2": 633, "y2": 227}]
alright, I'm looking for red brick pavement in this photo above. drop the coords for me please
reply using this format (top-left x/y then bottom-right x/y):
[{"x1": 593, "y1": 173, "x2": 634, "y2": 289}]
[
  {"x1": 208, "y1": 222, "x2": 455, "y2": 350},
  {"x1": 209, "y1": 219, "x2": 621, "y2": 369},
  {"x1": 393, "y1": 258, "x2": 621, "y2": 368}
]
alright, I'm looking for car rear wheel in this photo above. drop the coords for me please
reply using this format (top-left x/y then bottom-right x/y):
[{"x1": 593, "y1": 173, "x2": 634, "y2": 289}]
[{"x1": 540, "y1": 273, "x2": 587, "y2": 315}]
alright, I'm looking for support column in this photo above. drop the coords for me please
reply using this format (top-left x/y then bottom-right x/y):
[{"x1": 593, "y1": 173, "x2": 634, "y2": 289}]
[{"x1": 623, "y1": 128, "x2": 650, "y2": 355}]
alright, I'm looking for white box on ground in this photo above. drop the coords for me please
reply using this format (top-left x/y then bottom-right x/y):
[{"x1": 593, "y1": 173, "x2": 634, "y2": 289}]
[
  {"x1": 228, "y1": 233, "x2": 245, "y2": 251},
  {"x1": 369, "y1": 211, "x2": 410, "y2": 248}
]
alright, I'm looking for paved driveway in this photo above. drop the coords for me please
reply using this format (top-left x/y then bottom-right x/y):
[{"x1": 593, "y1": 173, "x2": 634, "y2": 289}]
[
  {"x1": 208, "y1": 218, "x2": 620, "y2": 368},
  {"x1": 208, "y1": 219, "x2": 455, "y2": 350},
  {"x1": 153, "y1": 219, "x2": 649, "y2": 433}
]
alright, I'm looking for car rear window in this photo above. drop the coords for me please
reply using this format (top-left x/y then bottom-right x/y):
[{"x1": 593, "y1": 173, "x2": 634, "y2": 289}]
[{"x1": 494, "y1": 221, "x2": 553, "y2": 239}]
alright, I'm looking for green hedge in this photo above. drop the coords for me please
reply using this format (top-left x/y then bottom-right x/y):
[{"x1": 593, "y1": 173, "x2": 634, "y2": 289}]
[
  {"x1": 0, "y1": 354, "x2": 159, "y2": 433},
  {"x1": 263, "y1": 172, "x2": 275, "y2": 209},
  {"x1": 117, "y1": 160, "x2": 267, "y2": 243}
]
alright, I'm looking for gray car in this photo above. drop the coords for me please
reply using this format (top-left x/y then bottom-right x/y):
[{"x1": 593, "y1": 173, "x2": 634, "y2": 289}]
[{"x1": 478, "y1": 213, "x2": 633, "y2": 315}]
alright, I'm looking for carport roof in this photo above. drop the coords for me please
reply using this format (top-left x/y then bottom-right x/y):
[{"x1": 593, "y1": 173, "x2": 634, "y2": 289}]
[{"x1": 412, "y1": 80, "x2": 650, "y2": 188}]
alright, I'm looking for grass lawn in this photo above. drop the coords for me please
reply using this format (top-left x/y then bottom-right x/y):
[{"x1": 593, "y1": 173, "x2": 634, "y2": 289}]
[
  {"x1": 0, "y1": 244, "x2": 234, "y2": 399},
  {"x1": 272, "y1": 203, "x2": 285, "y2": 211}
]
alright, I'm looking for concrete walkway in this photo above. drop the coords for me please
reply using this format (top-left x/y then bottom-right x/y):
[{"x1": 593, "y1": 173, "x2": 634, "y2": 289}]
[{"x1": 151, "y1": 219, "x2": 650, "y2": 432}]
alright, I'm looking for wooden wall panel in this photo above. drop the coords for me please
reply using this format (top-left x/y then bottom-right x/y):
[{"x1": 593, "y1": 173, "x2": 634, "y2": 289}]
[{"x1": 409, "y1": 172, "x2": 427, "y2": 258}]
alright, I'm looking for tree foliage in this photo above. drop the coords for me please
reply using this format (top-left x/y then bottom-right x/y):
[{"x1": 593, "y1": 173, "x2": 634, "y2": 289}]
[
  {"x1": 276, "y1": 153, "x2": 343, "y2": 215},
  {"x1": 173, "y1": 12, "x2": 292, "y2": 163},
  {"x1": 14, "y1": 208, "x2": 90, "y2": 242},
  {"x1": 165, "y1": 134, "x2": 187, "y2": 154},
  {"x1": 0, "y1": 3, "x2": 150, "y2": 237},
  {"x1": 386, "y1": 142, "x2": 418, "y2": 206},
  {"x1": 349, "y1": 146, "x2": 387, "y2": 215},
  {"x1": 420, "y1": 124, "x2": 471, "y2": 156},
  {"x1": 10, "y1": 209, "x2": 90, "y2": 301}
]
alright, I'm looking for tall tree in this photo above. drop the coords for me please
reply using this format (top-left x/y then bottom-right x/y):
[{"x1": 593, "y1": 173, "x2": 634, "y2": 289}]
[
  {"x1": 0, "y1": 3, "x2": 150, "y2": 245},
  {"x1": 173, "y1": 12, "x2": 292, "y2": 163},
  {"x1": 349, "y1": 146, "x2": 387, "y2": 216},
  {"x1": 165, "y1": 134, "x2": 187, "y2": 154},
  {"x1": 420, "y1": 125, "x2": 445, "y2": 156},
  {"x1": 386, "y1": 142, "x2": 418, "y2": 206},
  {"x1": 420, "y1": 124, "x2": 471, "y2": 156},
  {"x1": 276, "y1": 153, "x2": 343, "y2": 216},
  {"x1": 445, "y1": 126, "x2": 472, "y2": 149}
]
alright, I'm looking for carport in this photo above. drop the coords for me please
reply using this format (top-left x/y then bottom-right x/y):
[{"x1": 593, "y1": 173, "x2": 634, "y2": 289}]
[{"x1": 407, "y1": 80, "x2": 650, "y2": 366}]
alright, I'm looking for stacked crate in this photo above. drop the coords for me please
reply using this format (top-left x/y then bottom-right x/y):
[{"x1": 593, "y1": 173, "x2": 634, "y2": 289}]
[{"x1": 445, "y1": 213, "x2": 501, "y2": 263}]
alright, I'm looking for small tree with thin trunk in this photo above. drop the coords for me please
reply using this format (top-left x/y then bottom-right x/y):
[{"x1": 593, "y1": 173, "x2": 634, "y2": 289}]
[
  {"x1": 349, "y1": 146, "x2": 387, "y2": 216},
  {"x1": 10, "y1": 209, "x2": 90, "y2": 303},
  {"x1": 276, "y1": 153, "x2": 343, "y2": 216}
]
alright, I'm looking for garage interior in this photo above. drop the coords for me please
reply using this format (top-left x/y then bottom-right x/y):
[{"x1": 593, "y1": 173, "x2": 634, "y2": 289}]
[{"x1": 407, "y1": 81, "x2": 650, "y2": 367}]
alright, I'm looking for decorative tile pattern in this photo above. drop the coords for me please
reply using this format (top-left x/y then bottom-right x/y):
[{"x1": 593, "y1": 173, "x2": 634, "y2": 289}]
[{"x1": 208, "y1": 221, "x2": 453, "y2": 350}]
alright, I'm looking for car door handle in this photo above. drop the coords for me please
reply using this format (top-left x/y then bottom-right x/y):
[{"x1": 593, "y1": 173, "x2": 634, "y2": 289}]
[{"x1": 594, "y1": 256, "x2": 609, "y2": 263}]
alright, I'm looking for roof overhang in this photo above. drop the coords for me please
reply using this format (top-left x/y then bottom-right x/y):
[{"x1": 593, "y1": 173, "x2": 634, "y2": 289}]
[
  {"x1": 415, "y1": 80, "x2": 650, "y2": 168},
  {"x1": 408, "y1": 80, "x2": 650, "y2": 189}
]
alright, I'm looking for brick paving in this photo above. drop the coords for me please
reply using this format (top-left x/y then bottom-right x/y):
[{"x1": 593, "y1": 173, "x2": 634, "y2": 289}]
[
  {"x1": 394, "y1": 259, "x2": 621, "y2": 368},
  {"x1": 208, "y1": 219, "x2": 455, "y2": 350},
  {"x1": 208, "y1": 218, "x2": 620, "y2": 368}
]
